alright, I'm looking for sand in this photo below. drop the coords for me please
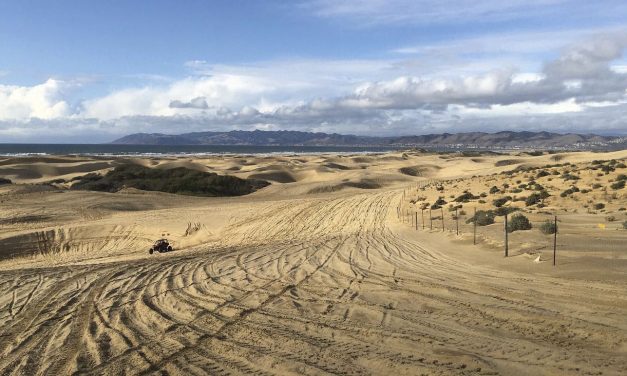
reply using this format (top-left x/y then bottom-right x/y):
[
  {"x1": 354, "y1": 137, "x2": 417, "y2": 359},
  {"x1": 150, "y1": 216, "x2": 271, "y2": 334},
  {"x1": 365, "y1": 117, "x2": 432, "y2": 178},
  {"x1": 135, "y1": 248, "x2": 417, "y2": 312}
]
[{"x1": 0, "y1": 150, "x2": 626, "y2": 375}]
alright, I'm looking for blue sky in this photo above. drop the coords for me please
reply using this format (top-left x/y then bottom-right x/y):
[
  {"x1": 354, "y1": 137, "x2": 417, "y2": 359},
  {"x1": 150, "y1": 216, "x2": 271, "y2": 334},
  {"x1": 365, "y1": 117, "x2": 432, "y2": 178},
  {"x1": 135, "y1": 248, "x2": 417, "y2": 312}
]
[{"x1": 1, "y1": 0, "x2": 627, "y2": 142}]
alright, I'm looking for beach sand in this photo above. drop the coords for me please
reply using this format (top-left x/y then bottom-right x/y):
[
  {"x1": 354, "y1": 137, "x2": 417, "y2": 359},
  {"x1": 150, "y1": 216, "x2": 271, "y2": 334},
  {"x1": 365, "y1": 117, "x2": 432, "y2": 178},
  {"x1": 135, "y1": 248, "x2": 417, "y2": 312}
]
[{"x1": 0, "y1": 150, "x2": 626, "y2": 375}]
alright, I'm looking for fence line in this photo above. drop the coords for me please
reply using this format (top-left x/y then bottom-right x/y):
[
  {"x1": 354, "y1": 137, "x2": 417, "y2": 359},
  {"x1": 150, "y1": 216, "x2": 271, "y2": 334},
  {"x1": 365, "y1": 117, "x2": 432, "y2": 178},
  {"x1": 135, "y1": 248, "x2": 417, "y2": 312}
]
[{"x1": 396, "y1": 182, "x2": 574, "y2": 266}]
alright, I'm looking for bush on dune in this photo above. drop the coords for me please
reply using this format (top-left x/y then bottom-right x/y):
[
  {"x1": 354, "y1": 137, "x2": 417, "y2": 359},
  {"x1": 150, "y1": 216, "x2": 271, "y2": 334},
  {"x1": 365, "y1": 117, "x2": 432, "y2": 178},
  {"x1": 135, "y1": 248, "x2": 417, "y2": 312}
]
[
  {"x1": 507, "y1": 213, "x2": 532, "y2": 233},
  {"x1": 466, "y1": 210, "x2": 496, "y2": 226},
  {"x1": 493, "y1": 196, "x2": 511, "y2": 207},
  {"x1": 495, "y1": 206, "x2": 518, "y2": 216},
  {"x1": 454, "y1": 191, "x2": 478, "y2": 202},
  {"x1": 71, "y1": 164, "x2": 270, "y2": 197},
  {"x1": 525, "y1": 191, "x2": 549, "y2": 206},
  {"x1": 430, "y1": 196, "x2": 447, "y2": 209},
  {"x1": 539, "y1": 220, "x2": 557, "y2": 234}
]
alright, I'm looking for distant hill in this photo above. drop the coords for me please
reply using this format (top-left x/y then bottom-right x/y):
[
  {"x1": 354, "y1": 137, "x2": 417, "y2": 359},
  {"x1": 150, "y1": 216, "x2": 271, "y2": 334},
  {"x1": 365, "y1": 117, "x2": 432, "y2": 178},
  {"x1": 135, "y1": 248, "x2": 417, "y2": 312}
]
[{"x1": 111, "y1": 130, "x2": 625, "y2": 149}]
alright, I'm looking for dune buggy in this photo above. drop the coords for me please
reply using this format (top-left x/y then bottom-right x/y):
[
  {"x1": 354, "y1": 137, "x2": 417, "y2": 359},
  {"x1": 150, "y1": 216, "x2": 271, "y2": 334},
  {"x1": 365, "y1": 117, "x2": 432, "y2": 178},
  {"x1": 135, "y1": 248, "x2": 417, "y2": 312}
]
[{"x1": 149, "y1": 239, "x2": 173, "y2": 254}]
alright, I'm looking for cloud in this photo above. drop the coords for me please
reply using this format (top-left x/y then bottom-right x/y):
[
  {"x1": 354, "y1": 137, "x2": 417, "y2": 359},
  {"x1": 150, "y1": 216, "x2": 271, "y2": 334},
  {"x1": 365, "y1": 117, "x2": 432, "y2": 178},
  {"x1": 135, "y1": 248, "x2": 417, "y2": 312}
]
[
  {"x1": 169, "y1": 96, "x2": 209, "y2": 109},
  {"x1": 0, "y1": 79, "x2": 72, "y2": 120},
  {"x1": 331, "y1": 32, "x2": 627, "y2": 109},
  {"x1": 1, "y1": 32, "x2": 626, "y2": 141},
  {"x1": 304, "y1": 0, "x2": 626, "y2": 26}
]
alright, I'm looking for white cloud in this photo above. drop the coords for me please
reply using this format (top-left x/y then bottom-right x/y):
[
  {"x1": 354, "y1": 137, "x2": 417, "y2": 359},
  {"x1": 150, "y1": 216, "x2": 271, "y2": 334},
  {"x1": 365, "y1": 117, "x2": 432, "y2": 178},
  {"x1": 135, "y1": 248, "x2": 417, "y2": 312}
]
[
  {"x1": 305, "y1": 0, "x2": 625, "y2": 26},
  {"x1": 1, "y1": 32, "x2": 627, "y2": 140},
  {"x1": 0, "y1": 79, "x2": 71, "y2": 120}
]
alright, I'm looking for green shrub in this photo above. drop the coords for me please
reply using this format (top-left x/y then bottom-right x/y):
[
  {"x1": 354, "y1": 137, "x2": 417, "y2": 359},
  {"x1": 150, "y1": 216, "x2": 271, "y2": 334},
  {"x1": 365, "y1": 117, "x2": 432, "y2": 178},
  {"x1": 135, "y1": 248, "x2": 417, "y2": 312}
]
[
  {"x1": 430, "y1": 196, "x2": 447, "y2": 209},
  {"x1": 601, "y1": 165, "x2": 615, "y2": 174},
  {"x1": 611, "y1": 180, "x2": 625, "y2": 190},
  {"x1": 539, "y1": 220, "x2": 557, "y2": 234},
  {"x1": 507, "y1": 213, "x2": 532, "y2": 233},
  {"x1": 489, "y1": 186, "x2": 500, "y2": 194},
  {"x1": 525, "y1": 193, "x2": 542, "y2": 206},
  {"x1": 0, "y1": 178, "x2": 12, "y2": 185},
  {"x1": 466, "y1": 210, "x2": 496, "y2": 226},
  {"x1": 623, "y1": 221, "x2": 627, "y2": 230},
  {"x1": 495, "y1": 206, "x2": 518, "y2": 216},
  {"x1": 493, "y1": 196, "x2": 511, "y2": 207},
  {"x1": 561, "y1": 173, "x2": 580, "y2": 181},
  {"x1": 560, "y1": 186, "x2": 580, "y2": 197},
  {"x1": 455, "y1": 191, "x2": 478, "y2": 202},
  {"x1": 594, "y1": 203, "x2": 605, "y2": 210},
  {"x1": 71, "y1": 164, "x2": 270, "y2": 196},
  {"x1": 530, "y1": 183, "x2": 544, "y2": 191},
  {"x1": 448, "y1": 204, "x2": 463, "y2": 211}
]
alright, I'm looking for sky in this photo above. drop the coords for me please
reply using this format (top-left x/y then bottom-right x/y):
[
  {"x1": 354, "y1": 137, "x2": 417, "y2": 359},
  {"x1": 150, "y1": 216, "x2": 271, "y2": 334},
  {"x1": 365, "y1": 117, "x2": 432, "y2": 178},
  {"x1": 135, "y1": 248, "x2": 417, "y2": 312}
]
[{"x1": 1, "y1": 0, "x2": 627, "y2": 142}]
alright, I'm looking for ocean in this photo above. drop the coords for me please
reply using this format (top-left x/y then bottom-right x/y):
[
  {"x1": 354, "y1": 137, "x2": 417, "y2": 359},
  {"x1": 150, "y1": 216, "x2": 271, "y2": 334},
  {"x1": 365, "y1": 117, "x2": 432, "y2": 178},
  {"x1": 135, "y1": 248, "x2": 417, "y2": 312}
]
[{"x1": 0, "y1": 144, "x2": 402, "y2": 156}]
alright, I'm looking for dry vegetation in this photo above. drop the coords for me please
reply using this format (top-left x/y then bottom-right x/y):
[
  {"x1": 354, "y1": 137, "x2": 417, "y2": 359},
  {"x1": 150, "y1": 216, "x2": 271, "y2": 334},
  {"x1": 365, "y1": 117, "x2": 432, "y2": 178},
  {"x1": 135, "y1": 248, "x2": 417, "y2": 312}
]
[{"x1": 401, "y1": 155, "x2": 627, "y2": 262}]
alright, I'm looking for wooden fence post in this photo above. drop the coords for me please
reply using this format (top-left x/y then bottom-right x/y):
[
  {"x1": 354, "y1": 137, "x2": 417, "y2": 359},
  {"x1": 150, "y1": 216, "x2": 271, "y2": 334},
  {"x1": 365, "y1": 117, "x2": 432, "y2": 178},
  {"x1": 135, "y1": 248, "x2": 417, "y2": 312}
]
[
  {"x1": 455, "y1": 207, "x2": 459, "y2": 235},
  {"x1": 504, "y1": 213, "x2": 509, "y2": 257},
  {"x1": 429, "y1": 209, "x2": 433, "y2": 230},
  {"x1": 421, "y1": 209, "x2": 425, "y2": 230},
  {"x1": 553, "y1": 215, "x2": 557, "y2": 266},
  {"x1": 415, "y1": 212, "x2": 418, "y2": 231},
  {"x1": 441, "y1": 207, "x2": 445, "y2": 232},
  {"x1": 473, "y1": 207, "x2": 477, "y2": 245}
]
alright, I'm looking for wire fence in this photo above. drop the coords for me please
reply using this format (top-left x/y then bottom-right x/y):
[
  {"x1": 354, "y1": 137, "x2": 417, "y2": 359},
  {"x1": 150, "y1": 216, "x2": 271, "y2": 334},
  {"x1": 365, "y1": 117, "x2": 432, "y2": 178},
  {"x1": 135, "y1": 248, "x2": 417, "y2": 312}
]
[{"x1": 396, "y1": 182, "x2": 627, "y2": 266}]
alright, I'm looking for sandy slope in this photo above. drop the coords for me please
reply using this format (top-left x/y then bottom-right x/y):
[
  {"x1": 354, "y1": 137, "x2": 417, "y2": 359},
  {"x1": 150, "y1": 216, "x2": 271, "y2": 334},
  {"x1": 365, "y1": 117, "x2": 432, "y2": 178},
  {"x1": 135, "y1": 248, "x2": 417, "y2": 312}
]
[{"x1": 0, "y1": 151, "x2": 626, "y2": 375}]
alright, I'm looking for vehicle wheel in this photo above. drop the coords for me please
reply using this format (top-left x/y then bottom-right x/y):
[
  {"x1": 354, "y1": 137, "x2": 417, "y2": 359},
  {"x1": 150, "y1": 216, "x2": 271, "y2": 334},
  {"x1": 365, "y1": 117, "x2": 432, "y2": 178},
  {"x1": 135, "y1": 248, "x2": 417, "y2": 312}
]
[
  {"x1": 149, "y1": 248, "x2": 153, "y2": 254},
  {"x1": 167, "y1": 246, "x2": 173, "y2": 252}
]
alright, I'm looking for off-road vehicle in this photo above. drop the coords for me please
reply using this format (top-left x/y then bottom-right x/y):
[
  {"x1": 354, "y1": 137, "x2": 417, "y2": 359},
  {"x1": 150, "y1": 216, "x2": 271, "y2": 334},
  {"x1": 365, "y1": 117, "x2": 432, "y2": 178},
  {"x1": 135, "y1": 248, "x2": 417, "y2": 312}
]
[{"x1": 149, "y1": 239, "x2": 173, "y2": 254}]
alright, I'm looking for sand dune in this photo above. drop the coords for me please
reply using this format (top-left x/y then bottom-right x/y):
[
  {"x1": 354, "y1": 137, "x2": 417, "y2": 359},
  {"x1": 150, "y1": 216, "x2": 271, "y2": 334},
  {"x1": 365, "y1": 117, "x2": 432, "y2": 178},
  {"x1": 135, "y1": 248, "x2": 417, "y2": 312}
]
[
  {"x1": 248, "y1": 170, "x2": 297, "y2": 183},
  {"x1": 323, "y1": 162, "x2": 352, "y2": 170},
  {"x1": 399, "y1": 164, "x2": 442, "y2": 177},
  {"x1": 0, "y1": 150, "x2": 626, "y2": 375}
]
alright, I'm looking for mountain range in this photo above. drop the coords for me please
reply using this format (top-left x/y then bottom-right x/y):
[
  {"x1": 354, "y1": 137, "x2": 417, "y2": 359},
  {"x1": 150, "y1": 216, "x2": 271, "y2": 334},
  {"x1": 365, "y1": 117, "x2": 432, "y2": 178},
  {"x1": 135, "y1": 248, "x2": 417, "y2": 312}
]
[{"x1": 111, "y1": 130, "x2": 626, "y2": 149}]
